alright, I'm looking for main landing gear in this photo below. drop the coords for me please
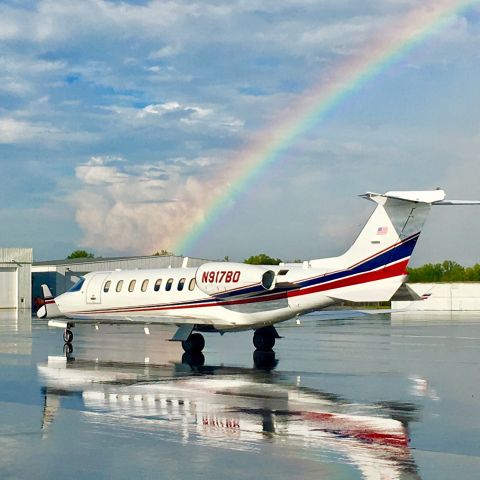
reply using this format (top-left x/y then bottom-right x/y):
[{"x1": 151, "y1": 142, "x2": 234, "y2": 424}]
[
  {"x1": 253, "y1": 326, "x2": 278, "y2": 351},
  {"x1": 252, "y1": 326, "x2": 279, "y2": 370},
  {"x1": 181, "y1": 333, "x2": 205, "y2": 353}
]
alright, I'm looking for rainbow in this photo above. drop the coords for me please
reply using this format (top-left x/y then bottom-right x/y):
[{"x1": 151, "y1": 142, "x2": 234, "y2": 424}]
[{"x1": 173, "y1": 0, "x2": 476, "y2": 254}]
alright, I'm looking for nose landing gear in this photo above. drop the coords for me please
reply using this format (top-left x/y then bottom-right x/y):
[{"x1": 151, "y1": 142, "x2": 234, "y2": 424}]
[{"x1": 63, "y1": 329, "x2": 73, "y2": 343}]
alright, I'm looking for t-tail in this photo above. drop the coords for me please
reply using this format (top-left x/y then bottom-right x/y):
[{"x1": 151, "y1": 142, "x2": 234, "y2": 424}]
[
  {"x1": 37, "y1": 285, "x2": 63, "y2": 319},
  {"x1": 309, "y1": 190, "x2": 480, "y2": 303}
]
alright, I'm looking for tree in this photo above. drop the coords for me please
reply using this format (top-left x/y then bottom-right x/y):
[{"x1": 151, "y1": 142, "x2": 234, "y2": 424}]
[
  {"x1": 153, "y1": 249, "x2": 174, "y2": 256},
  {"x1": 464, "y1": 263, "x2": 480, "y2": 281},
  {"x1": 407, "y1": 263, "x2": 444, "y2": 282},
  {"x1": 441, "y1": 260, "x2": 465, "y2": 282},
  {"x1": 244, "y1": 253, "x2": 282, "y2": 265},
  {"x1": 408, "y1": 260, "x2": 474, "y2": 282},
  {"x1": 66, "y1": 250, "x2": 94, "y2": 259}
]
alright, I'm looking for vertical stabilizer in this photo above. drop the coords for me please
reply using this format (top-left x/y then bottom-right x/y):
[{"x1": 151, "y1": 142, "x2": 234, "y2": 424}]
[
  {"x1": 341, "y1": 190, "x2": 445, "y2": 267},
  {"x1": 311, "y1": 190, "x2": 445, "y2": 272},
  {"x1": 309, "y1": 190, "x2": 446, "y2": 302}
]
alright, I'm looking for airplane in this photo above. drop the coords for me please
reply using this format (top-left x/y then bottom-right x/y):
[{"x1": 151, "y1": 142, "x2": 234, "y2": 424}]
[{"x1": 38, "y1": 189, "x2": 480, "y2": 353}]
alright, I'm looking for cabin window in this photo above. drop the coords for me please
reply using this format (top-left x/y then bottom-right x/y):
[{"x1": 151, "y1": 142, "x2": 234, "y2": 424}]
[
  {"x1": 178, "y1": 278, "x2": 186, "y2": 291},
  {"x1": 128, "y1": 280, "x2": 136, "y2": 292},
  {"x1": 188, "y1": 278, "x2": 196, "y2": 291},
  {"x1": 154, "y1": 279, "x2": 162, "y2": 292},
  {"x1": 141, "y1": 279, "x2": 149, "y2": 292},
  {"x1": 103, "y1": 280, "x2": 111, "y2": 293},
  {"x1": 116, "y1": 280, "x2": 124, "y2": 292},
  {"x1": 166, "y1": 278, "x2": 174, "y2": 291}
]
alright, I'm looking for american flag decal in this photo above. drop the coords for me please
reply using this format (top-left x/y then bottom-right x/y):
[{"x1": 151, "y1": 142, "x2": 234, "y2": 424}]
[{"x1": 377, "y1": 226, "x2": 388, "y2": 235}]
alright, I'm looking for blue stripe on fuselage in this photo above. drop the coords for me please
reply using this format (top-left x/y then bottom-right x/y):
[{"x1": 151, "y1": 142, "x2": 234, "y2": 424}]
[
  {"x1": 208, "y1": 233, "x2": 419, "y2": 302},
  {"x1": 297, "y1": 233, "x2": 419, "y2": 290}
]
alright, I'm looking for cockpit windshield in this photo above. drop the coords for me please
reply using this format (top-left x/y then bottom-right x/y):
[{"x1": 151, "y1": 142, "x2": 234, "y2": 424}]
[{"x1": 67, "y1": 278, "x2": 85, "y2": 293}]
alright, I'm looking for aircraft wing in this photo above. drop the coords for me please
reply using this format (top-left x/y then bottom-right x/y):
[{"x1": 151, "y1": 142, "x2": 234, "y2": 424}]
[
  {"x1": 47, "y1": 316, "x2": 203, "y2": 342},
  {"x1": 47, "y1": 315, "x2": 202, "y2": 328}
]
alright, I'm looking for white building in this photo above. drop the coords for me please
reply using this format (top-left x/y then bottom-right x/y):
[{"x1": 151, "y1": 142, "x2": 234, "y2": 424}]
[
  {"x1": 32, "y1": 254, "x2": 211, "y2": 300},
  {"x1": 392, "y1": 283, "x2": 480, "y2": 311},
  {"x1": 0, "y1": 248, "x2": 33, "y2": 309}
]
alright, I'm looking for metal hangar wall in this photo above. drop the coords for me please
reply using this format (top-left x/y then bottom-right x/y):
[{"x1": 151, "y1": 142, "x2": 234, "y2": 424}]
[{"x1": 0, "y1": 248, "x2": 33, "y2": 310}]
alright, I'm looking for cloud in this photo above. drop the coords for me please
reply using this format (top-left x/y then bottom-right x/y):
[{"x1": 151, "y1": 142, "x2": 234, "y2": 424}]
[
  {"x1": 72, "y1": 155, "x2": 228, "y2": 254},
  {"x1": 106, "y1": 101, "x2": 244, "y2": 132},
  {"x1": 1, "y1": 1, "x2": 480, "y2": 263},
  {"x1": 0, "y1": 116, "x2": 97, "y2": 145},
  {"x1": 149, "y1": 44, "x2": 183, "y2": 59},
  {"x1": 0, "y1": 117, "x2": 55, "y2": 144},
  {"x1": 139, "y1": 102, "x2": 213, "y2": 122}
]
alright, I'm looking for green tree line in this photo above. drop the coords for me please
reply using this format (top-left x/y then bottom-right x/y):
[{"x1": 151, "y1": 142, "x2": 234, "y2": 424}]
[
  {"x1": 407, "y1": 260, "x2": 480, "y2": 282},
  {"x1": 243, "y1": 253, "x2": 303, "y2": 265}
]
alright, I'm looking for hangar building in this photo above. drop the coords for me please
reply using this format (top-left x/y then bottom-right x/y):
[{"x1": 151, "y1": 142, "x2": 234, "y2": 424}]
[
  {"x1": 32, "y1": 254, "x2": 211, "y2": 301},
  {"x1": 0, "y1": 248, "x2": 33, "y2": 310}
]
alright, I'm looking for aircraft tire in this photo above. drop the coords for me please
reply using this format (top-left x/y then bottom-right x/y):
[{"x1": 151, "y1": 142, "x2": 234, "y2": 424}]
[
  {"x1": 63, "y1": 329, "x2": 73, "y2": 343},
  {"x1": 181, "y1": 333, "x2": 205, "y2": 353},
  {"x1": 253, "y1": 329, "x2": 275, "y2": 351}
]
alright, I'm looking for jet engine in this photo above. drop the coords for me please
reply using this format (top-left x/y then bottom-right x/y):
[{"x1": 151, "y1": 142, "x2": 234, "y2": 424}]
[{"x1": 195, "y1": 262, "x2": 276, "y2": 297}]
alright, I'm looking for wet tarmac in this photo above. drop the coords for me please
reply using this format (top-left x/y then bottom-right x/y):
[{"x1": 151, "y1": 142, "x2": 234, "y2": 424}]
[{"x1": 0, "y1": 310, "x2": 479, "y2": 480}]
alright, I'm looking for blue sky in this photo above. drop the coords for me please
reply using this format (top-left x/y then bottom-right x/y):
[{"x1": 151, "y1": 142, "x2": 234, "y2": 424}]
[{"x1": 1, "y1": 0, "x2": 480, "y2": 265}]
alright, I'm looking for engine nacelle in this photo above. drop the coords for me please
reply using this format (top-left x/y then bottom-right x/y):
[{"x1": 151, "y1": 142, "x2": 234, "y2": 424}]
[{"x1": 195, "y1": 262, "x2": 276, "y2": 298}]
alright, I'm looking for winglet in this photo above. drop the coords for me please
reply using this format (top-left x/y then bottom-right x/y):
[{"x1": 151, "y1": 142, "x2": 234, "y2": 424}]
[
  {"x1": 37, "y1": 285, "x2": 63, "y2": 319},
  {"x1": 42, "y1": 284, "x2": 54, "y2": 300}
]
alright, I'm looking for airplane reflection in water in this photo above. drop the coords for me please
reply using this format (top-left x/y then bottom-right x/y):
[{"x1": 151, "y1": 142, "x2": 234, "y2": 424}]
[{"x1": 38, "y1": 344, "x2": 421, "y2": 480}]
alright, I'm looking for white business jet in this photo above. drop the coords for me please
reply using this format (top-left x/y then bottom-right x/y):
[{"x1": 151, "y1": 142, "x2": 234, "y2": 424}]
[{"x1": 38, "y1": 189, "x2": 479, "y2": 353}]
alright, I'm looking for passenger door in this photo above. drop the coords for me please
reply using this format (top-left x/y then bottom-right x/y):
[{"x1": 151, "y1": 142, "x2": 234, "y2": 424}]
[{"x1": 85, "y1": 273, "x2": 110, "y2": 304}]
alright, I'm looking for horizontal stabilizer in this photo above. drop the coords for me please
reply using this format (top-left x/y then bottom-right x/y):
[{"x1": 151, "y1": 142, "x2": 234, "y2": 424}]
[
  {"x1": 433, "y1": 200, "x2": 480, "y2": 205},
  {"x1": 361, "y1": 190, "x2": 446, "y2": 204}
]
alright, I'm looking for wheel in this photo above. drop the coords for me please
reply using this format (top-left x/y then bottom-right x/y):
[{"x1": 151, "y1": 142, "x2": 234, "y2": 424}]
[
  {"x1": 63, "y1": 329, "x2": 73, "y2": 343},
  {"x1": 181, "y1": 333, "x2": 205, "y2": 353},
  {"x1": 253, "y1": 329, "x2": 275, "y2": 351}
]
